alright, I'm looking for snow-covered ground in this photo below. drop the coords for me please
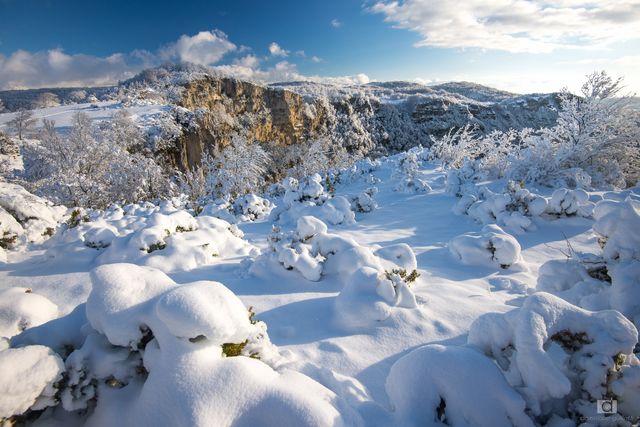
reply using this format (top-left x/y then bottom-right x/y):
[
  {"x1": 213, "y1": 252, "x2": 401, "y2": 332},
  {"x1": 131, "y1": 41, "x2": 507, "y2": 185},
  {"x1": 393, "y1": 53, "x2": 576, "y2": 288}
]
[
  {"x1": 1, "y1": 152, "x2": 639, "y2": 426},
  {"x1": 0, "y1": 101, "x2": 169, "y2": 134}
]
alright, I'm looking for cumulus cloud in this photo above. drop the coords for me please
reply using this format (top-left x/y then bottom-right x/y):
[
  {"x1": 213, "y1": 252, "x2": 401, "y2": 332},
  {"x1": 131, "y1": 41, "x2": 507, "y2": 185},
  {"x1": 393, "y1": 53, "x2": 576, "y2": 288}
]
[
  {"x1": 311, "y1": 56, "x2": 323, "y2": 63},
  {"x1": 212, "y1": 60, "x2": 369, "y2": 85},
  {"x1": 0, "y1": 28, "x2": 366, "y2": 90},
  {"x1": 268, "y1": 42, "x2": 290, "y2": 57},
  {"x1": 371, "y1": 0, "x2": 640, "y2": 53},
  {"x1": 0, "y1": 49, "x2": 142, "y2": 89},
  {"x1": 331, "y1": 19, "x2": 342, "y2": 28},
  {"x1": 161, "y1": 29, "x2": 236, "y2": 65}
]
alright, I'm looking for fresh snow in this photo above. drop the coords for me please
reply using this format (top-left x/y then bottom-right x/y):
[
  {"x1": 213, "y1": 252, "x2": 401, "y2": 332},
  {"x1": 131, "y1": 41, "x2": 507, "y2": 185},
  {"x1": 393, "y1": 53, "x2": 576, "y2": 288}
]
[{"x1": 1, "y1": 151, "x2": 640, "y2": 425}]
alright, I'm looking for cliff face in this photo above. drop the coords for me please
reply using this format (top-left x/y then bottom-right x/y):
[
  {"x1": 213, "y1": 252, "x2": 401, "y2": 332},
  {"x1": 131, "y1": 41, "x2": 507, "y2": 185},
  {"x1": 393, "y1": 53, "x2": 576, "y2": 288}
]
[
  {"x1": 170, "y1": 76, "x2": 560, "y2": 171},
  {"x1": 173, "y1": 76, "x2": 329, "y2": 169}
]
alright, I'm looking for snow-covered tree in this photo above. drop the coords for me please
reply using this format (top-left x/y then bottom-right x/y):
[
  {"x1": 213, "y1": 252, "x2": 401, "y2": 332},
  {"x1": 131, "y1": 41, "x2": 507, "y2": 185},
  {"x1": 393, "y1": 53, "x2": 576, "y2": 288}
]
[
  {"x1": 32, "y1": 92, "x2": 60, "y2": 109},
  {"x1": 0, "y1": 98, "x2": 5, "y2": 112},
  {"x1": 206, "y1": 134, "x2": 271, "y2": 200},
  {"x1": 23, "y1": 113, "x2": 170, "y2": 207},
  {"x1": 8, "y1": 109, "x2": 38, "y2": 140},
  {"x1": 68, "y1": 90, "x2": 87, "y2": 104},
  {"x1": 101, "y1": 109, "x2": 145, "y2": 152}
]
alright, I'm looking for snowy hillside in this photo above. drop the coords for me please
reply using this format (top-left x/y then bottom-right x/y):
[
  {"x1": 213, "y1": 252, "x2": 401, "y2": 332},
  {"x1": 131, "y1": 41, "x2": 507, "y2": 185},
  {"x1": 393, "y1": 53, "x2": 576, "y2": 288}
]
[{"x1": 1, "y1": 147, "x2": 640, "y2": 425}]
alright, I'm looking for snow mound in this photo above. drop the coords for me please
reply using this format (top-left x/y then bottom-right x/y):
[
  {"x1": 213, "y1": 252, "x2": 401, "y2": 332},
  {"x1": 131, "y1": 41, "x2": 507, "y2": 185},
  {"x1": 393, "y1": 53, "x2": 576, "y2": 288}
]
[
  {"x1": 386, "y1": 344, "x2": 534, "y2": 427},
  {"x1": 274, "y1": 175, "x2": 356, "y2": 226},
  {"x1": 468, "y1": 292, "x2": 638, "y2": 419},
  {"x1": 80, "y1": 263, "x2": 358, "y2": 426},
  {"x1": 46, "y1": 204, "x2": 254, "y2": 272},
  {"x1": 0, "y1": 182, "x2": 66, "y2": 252},
  {"x1": 593, "y1": 198, "x2": 640, "y2": 261},
  {"x1": 0, "y1": 287, "x2": 59, "y2": 338},
  {"x1": 545, "y1": 188, "x2": 594, "y2": 218},
  {"x1": 449, "y1": 224, "x2": 522, "y2": 269},
  {"x1": 0, "y1": 345, "x2": 64, "y2": 418},
  {"x1": 232, "y1": 193, "x2": 274, "y2": 221}
]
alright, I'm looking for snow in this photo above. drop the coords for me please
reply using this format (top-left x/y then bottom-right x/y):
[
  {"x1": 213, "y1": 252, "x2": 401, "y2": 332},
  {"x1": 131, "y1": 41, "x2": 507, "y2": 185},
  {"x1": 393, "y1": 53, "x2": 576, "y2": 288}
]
[
  {"x1": 0, "y1": 345, "x2": 64, "y2": 418},
  {"x1": 386, "y1": 344, "x2": 534, "y2": 427},
  {"x1": 1, "y1": 150, "x2": 639, "y2": 425},
  {"x1": 0, "y1": 288, "x2": 58, "y2": 338},
  {"x1": 448, "y1": 224, "x2": 522, "y2": 269}
]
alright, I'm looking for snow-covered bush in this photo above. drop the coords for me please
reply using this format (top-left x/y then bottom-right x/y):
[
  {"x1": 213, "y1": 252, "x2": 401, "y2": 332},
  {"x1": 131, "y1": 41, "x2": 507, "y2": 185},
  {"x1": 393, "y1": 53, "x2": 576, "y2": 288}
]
[
  {"x1": 386, "y1": 344, "x2": 534, "y2": 427},
  {"x1": 21, "y1": 113, "x2": 170, "y2": 208},
  {"x1": 42, "y1": 203, "x2": 254, "y2": 273},
  {"x1": 263, "y1": 216, "x2": 419, "y2": 329},
  {"x1": 392, "y1": 151, "x2": 431, "y2": 193},
  {"x1": 545, "y1": 188, "x2": 594, "y2": 218},
  {"x1": 274, "y1": 174, "x2": 355, "y2": 226},
  {"x1": 232, "y1": 193, "x2": 274, "y2": 221},
  {"x1": 0, "y1": 288, "x2": 58, "y2": 338},
  {"x1": 592, "y1": 198, "x2": 640, "y2": 261},
  {"x1": 2, "y1": 263, "x2": 360, "y2": 426},
  {"x1": 0, "y1": 345, "x2": 64, "y2": 419},
  {"x1": 0, "y1": 181, "x2": 66, "y2": 253},
  {"x1": 536, "y1": 198, "x2": 640, "y2": 330},
  {"x1": 468, "y1": 292, "x2": 639, "y2": 423},
  {"x1": 432, "y1": 72, "x2": 640, "y2": 190},
  {"x1": 448, "y1": 224, "x2": 522, "y2": 269},
  {"x1": 349, "y1": 187, "x2": 378, "y2": 213}
]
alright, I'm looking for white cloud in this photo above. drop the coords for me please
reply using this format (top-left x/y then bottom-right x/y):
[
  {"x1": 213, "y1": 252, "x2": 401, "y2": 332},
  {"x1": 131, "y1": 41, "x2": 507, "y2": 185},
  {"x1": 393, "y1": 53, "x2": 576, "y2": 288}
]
[
  {"x1": 161, "y1": 29, "x2": 236, "y2": 65},
  {"x1": 331, "y1": 19, "x2": 342, "y2": 28},
  {"x1": 212, "y1": 60, "x2": 369, "y2": 85},
  {"x1": 0, "y1": 49, "x2": 140, "y2": 89},
  {"x1": 233, "y1": 54, "x2": 260, "y2": 69},
  {"x1": 371, "y1": 0, "x2": 640, "y2": 53},
  {"x1": 268, "y1": 42, "x2": 289, "y2": 57},
  {"x1": 311, "y1": 56, "x2": 323, "y2": 63}
]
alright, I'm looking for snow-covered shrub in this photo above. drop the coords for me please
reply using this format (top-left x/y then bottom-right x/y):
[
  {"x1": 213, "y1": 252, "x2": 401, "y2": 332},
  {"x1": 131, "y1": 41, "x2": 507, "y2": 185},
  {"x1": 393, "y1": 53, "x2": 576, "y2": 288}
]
[
  {"x1": 0, "y1": 345, "x2": 64, "y2": 419},
  {"x1": 274, "y1": 175, "x2": 355, "y2": 226},
  {"x1": 0, "y1": 288, "x2": 58, "y2": 338},
  {"x1": 0, "y1": 181, "x2": 66, "y2": 252},
  {"x1": 349, "y1": 187, "x2": 378, "y2": 213},
  {"x1": 545, "y1": 188, "x2": 594, "y2": 218},
  {"x1": 42, "y1": 203, "x2": 254, "y2": 273},
  {"x1": 385, "y1": 344, "x2": 534, "y2": 427},
  {"x1": 468, "y1": 292, "x2": 639, "y2": 422},
  {"x1": 22, "y1": 113, "x2": 170, "y2": 208},
  {"x1": 232, "y1": 193, "x2": 274, "y2": 222},
  {"x1": 392, "y1": 151, "x2": 431, "y2": 193},
  {"x1": 592, "y1": 198, "x2": 640, "y2": 261},
  {"x1": 448, "y1": 224, "x2": 522, "y2": 269},
  {"x1": 18, "y1": 262, "x2": 358, "y2": 426},
  {"x1": 263, "y1": 216, "x2": 419, "y2": 329}
]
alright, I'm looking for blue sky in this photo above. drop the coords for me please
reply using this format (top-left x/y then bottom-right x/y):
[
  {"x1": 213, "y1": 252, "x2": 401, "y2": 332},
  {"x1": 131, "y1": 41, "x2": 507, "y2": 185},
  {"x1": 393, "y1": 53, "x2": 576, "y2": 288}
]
[{"x1": 1, "y1": 0, "x2": 639, "y2": 93}]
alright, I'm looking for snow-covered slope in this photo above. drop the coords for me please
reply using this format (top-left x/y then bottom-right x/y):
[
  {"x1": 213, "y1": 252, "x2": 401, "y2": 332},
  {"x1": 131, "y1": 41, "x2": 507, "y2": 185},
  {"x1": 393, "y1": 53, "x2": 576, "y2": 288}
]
[{"x1": 1, "y1": 150, "x2": 639, "y2": 426}]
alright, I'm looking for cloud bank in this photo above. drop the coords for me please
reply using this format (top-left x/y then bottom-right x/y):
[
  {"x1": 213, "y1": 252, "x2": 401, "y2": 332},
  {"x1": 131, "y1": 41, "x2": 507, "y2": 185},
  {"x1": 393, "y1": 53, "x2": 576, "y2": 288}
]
[
  {"x1": 0, "y1": 29, "x2": 356, "y2": 90},
  {"x1": 371, "y1": 0, "x2": 640, "y2": 53}
]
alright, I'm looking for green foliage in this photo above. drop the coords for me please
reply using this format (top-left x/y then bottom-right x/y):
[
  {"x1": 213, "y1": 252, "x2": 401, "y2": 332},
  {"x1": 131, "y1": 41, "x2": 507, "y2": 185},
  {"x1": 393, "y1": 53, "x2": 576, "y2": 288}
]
[
  {"x1": 0, "y1": 231, "x2": 17, "y2": 249},
  {"x1": 385, "y1": 268, "x2": 420, "y2": 284},
  {"x1": 145, "y1": 242, "x2": 167, "y2": 253},
  {"x1": 67, "y1": 209, "x2": 83, "y2": 228},
  {"x1": 221, "y1": 340, "x2": 248, "y2": 357}
]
